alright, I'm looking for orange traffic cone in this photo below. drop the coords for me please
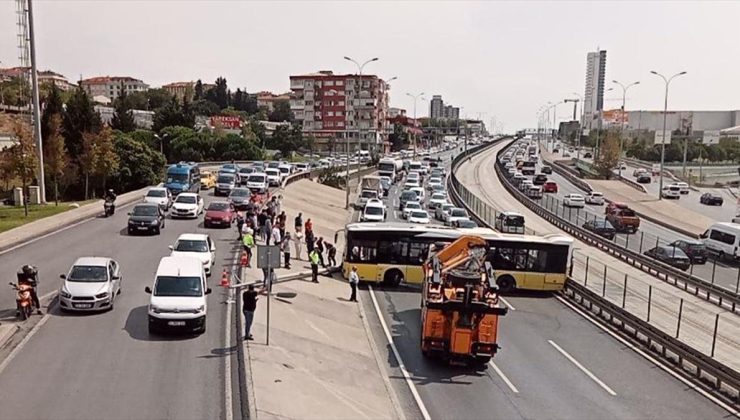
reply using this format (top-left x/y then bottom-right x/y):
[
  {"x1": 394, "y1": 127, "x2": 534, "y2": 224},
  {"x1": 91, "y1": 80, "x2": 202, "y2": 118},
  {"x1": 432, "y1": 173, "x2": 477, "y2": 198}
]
[
  {"x1": 220, "y1": 269, "x2": 230, "y2": 287},
  {"x1": 240, "y1": 251, "x2": 249, "y2": 267}
]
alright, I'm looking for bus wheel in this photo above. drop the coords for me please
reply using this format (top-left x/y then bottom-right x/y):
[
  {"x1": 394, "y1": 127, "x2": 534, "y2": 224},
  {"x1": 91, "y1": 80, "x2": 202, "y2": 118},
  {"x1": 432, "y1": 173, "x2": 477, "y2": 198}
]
[
  {"x1": 496, "y1": 275, "x2": 516, "y2": 294},
  {"x1": 383, "y1": 269, "x2": 404, "y2": 287}
]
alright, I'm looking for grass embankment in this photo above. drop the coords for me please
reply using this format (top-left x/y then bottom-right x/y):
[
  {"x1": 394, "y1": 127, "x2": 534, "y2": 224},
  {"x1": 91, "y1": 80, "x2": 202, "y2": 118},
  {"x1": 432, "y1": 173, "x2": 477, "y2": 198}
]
[{"x1": 0, "y1": 201, "x2": 95, "y2": 234}]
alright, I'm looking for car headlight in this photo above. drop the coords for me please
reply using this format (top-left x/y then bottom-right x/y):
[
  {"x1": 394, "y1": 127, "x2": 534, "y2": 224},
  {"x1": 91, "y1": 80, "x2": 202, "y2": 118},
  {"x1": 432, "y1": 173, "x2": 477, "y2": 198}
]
[
  {"x1": 151, "y1": 219, "x2": 159, "y2": 225},
  {"x1": 203, "y1": 259, "x2": 210, "y2": 266},
  {"x1": 196, "y1": 305, "x2": 205, "y2": 313},
  {"x1": 149, "y1": 304, "x2": 161, "y2": 314},
  {"x1": 60, "y1": 289, "x2": 71, "y2": 299},
  {"x1": 95, "y1": 292, "x2": 109, "y2": 299},
  {"x1": 128, "y1": 220, "x2": 136, "y2": 225}
]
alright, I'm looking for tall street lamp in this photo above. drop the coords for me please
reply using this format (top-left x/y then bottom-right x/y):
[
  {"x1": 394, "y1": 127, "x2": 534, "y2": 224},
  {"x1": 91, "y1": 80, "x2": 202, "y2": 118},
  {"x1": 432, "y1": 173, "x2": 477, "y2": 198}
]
[
  {"x1": 383, "y1": 76, "x2": 397, "y2": 155},
  {"x1": 406, "y1": 92, "x2": 424, "y2": 160},
  {"x1": 571, "y1": 92, "x2": 584, "y2": 160},
  {"x1": 343, "y1": 56, "x2": 378, "y2": 209},
  {"x1": 612, "y1": 79, "x2": 640, "y2": 176},
  {"x1": 651, "y1": 70, "x2": 687, "y2": 200}
]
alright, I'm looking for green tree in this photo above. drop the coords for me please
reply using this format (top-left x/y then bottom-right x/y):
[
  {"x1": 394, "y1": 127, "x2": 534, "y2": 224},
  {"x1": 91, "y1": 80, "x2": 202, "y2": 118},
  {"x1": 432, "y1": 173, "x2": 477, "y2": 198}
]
[
  {"x1": 63, "y1": 87, "x2": 102, "y2": 158},
  {"x1": 126, "y1": 91, "x2": 149, "y2": 110},
  {"x1": 44, "y1": 114, "x2": 69, "y2": 205},
  {"x1": 153, "y1": 96, "x2": 195, "y2": 132},
  {"x1": 206, "y1": 77, "x2": 229, "y2": 109},
  {"x1": 8, "y1": 119, "x2": 39, "y2": 214},
  {"x1": 0, "y1": 148, "x2": 13, "y2": 192},
  {"x1": 389, "y1": 123, "x2": 407, "y2": 152},
  {"x1": 194, "y1": 79, "x2": 204, "y2": 100},
  {"x1": 268, "y1": 99, "x2": 293, "y2": 122},
  {"x1": 112, "y1": 131, "x2": 166, "y2": 192},
  {"x1": 593, "y1": 130, "x2": 620, "y2": 179},
  {"x1": 111, "y1": 84, "x2": 136, "y2": 132},
  {"x1": 93, "y1": 126, "x2": 120, "y2": 193},
  {"x1": 191, "y1": 99, "x2": 220, "y2": 116},
  {"x1": 41, "y1": 84, "x2": 65, "y2": 142},
  {"x1": 146, "y1": 88, "x2": 173, "y2": 110}
]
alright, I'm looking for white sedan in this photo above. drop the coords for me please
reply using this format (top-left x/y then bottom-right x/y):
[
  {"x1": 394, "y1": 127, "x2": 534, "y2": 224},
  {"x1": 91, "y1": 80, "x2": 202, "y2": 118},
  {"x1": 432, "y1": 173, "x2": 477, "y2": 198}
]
[
  {"x1": 59, "y1": 257, "x2": 122, "y2": 312},
  {"x1": 169, "y1": 233, "x2": 216, "y2": 276},
  {"x1": 408, "y1": 210, "x2": 430, "y2": 224},
  {"x1": 428, "y1": 192, "x2": 447, "y2": 209},
  {"x1": 171, "y1": 193, "x2": 204, "y2": 218},
  {"x1": 402, "y1": 201, "x2": 423, "y2": 219},
  {"x1": 410, "y1": 186, "x2": 425, "y2": 202},
  {"x1": 585, "y1": 191, "x2": 604, "y2": 205},
  {"x1": 563, "y1": 193, "x2": 586, "y2": 208},
  {"x1": 143, "y1": 187, "x2": 172, "y2": 210}
]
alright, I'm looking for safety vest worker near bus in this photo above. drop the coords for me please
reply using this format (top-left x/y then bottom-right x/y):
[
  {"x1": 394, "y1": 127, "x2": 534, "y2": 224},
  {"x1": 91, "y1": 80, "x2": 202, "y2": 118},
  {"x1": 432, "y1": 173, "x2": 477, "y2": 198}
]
[{"x1": 309, "y1": 249, "x2": 320, "y2": 283}]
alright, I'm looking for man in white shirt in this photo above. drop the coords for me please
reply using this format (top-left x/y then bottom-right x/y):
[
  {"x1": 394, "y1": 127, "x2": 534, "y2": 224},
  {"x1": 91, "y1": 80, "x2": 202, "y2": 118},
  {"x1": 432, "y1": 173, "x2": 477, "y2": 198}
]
[
  {"x1": 271, "y1": 225, "x2": 282, "y2": 246},
  {"x1": 349, "y1": 266, "x2": 359, "y2": 302}
]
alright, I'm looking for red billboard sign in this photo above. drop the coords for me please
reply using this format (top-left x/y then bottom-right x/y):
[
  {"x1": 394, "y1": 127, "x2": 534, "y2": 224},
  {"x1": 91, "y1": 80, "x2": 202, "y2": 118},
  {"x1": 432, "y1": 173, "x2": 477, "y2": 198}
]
[{"x1": 210, "y1": 115, "x2": 241, "y2": 129}]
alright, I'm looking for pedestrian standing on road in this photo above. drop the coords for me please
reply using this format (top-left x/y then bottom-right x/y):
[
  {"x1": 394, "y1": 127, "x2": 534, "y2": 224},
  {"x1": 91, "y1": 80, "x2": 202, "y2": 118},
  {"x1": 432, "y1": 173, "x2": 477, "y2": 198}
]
[
  {"x1": 295, "y1": 212, "x2": 303, "y2": 233},
  {"x1": 236, "y1": 212, "x2": 245, "y2": 239},
  {"x1": 305, "y1": 228, "x2": 315, "y2": 254},
  {"x1": 349, "y1": 266, "x2": 359, "y2": 302},
  {"x1": 294, "y1": 230, "x2": 304, "y2": 260},
  {"x1": 281, "y1": 232, "x2": 292, "y2": 269},
  {"x1": 257, "y1": 210, "x2": 268, "y2": 241},
  {"x1": 305, "y1": 218, "x2": 313, "y2": 234},
  {"x1": 277, "y1": 211, "x2": 287, "y2": 239},
  {"x1": 316, "y1": 237, "x2": 326, "y2": 268},
  {"x1": 242, "y1": 228, "x2": 255, "y2": 267},
  {"x1": 264, "y1": 213, "x2": 273, "y2": 245},
  {"x1": 243, "y1": 284, "x2": 268, "y2": 341},
  {"x1": 327, "y1": 243, "x2": 337, "y2": 267},
  {"x1": 275, "y1": 195, "x2": 283, "y2": 216},
  {"x1": 271, "y1": 224, "x2": 282, "y2": 246},
  {"x1": 309, "y1": 249, "x2": 320, "y2": 283}
]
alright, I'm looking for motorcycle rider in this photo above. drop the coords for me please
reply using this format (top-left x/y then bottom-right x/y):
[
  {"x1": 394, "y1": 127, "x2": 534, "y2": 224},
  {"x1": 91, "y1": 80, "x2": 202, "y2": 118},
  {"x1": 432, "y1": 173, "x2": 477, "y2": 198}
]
[
  {"x1": 16, "y1": 264, "x2": 42, "y2": 315},
  {"x1": 104, "y1": 188, "x2": 117, "y2": 215}
]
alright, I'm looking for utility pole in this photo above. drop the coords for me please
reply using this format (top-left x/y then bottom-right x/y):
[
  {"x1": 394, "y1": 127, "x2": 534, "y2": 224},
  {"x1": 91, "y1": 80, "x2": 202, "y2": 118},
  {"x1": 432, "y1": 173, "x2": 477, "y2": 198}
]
[
  {"x1": 651, "y1": 70, "x2": 687, "y2": 200},
  {"x1": 406, "y1": 92, "x2": 424, "y2": 160},
  {"x1": 612, "y1": 80, "x2": 640, "y2": 177},
  {"x1": 343, "y1": 56, "x2": 378, "y2": 209},
  {"x1": 27, "y1": 0, "x2": 45, "y2": 203}
]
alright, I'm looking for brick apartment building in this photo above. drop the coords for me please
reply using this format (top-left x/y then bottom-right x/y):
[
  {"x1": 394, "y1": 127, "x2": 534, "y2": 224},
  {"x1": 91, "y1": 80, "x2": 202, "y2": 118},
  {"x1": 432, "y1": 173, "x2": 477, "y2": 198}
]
[
  {"x1": 289, "y1": 70, "x2": 390, "y2": 153},
  {"x1": 80, "y1": 76, "x2": 149, "y2": 102}
]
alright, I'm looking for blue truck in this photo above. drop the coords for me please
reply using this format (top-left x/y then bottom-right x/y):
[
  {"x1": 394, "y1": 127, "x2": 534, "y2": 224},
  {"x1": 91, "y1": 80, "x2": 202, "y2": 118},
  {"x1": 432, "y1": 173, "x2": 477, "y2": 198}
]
[{"x1": 164, "y1": 162, "x2": 201, "y2": 196}]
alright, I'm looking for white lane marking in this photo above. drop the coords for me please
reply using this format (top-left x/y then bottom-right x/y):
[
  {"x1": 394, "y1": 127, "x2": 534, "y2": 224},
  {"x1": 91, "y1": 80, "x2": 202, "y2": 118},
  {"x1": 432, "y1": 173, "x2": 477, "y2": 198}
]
[
  {"x1": 499, "y1": 296, "x2": 516, "y2": 311},
  {"x1": 489, "y1": 361, "x2": 519, "y2": 393},
  {"x1": 0, "y1": 313, "x2": 51, "y2": 377},
  {"x1": 555, "y1": 295, "x2": 740, "y2": 417},
  {"x1": 548, "y1": 339, "x2": 617, "y2": 396},
  {"x1": 368, "y1": 285, "x2": 432, "y2": 420},
  {"x1": 0, "y1": 199, "x2": 141, "y2": 256}
]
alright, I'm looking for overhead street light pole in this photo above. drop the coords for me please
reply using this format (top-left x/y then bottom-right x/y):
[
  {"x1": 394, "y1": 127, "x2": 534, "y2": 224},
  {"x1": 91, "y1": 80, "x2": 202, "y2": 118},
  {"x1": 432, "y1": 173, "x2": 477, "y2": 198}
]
[
  {"x1": 343, "y1": 56, "x2": 378, "y2": 209},
  {"x1": 612, "y1": 79, "x2": 640, "y2": 177},
  {"x1": 406, "y1": 92, "x2": 424, "y2": 160},
  {"x1": 571, "y1": 92, "x2": 584, "y2": 161},
  {"x1": 650, "y1": 70, "x2": 687, "y2": 200}
]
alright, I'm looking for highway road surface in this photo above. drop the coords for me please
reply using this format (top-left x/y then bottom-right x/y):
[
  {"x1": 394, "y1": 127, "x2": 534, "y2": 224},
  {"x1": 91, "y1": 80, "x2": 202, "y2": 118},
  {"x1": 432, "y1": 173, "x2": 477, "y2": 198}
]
[
  {"x1": 358, "y1": 141, "x2": 735, "y2": 419},
  {"x1": 0, "y1": 188, "x2": 243, "y2": 420}
]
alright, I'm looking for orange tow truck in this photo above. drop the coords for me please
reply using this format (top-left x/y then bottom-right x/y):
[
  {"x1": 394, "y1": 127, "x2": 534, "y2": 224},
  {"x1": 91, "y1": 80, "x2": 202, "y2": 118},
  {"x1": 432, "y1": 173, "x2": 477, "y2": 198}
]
[{"x1": 420, "y1": 235, "x2": 508, "y2": 366}]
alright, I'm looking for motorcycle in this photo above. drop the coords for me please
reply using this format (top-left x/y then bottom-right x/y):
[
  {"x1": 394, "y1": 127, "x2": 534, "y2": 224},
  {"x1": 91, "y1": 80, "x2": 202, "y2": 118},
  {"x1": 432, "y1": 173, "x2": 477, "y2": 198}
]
[
  {"x1": 103, "y1": 199, "x2": 115, "y2": 217},
  {"x1": 9, "y1": 282, "x2": 36, "y2": 320}
]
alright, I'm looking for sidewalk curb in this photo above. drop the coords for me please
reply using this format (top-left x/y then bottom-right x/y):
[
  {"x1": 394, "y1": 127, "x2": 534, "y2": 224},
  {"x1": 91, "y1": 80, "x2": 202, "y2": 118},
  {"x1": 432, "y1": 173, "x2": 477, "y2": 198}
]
[
  {"x1": 0, "y1": 324, "x2": 20, "y2": 350},
  {"x1": 240, "y1": 266, "x2": 259, "y2": 420}
]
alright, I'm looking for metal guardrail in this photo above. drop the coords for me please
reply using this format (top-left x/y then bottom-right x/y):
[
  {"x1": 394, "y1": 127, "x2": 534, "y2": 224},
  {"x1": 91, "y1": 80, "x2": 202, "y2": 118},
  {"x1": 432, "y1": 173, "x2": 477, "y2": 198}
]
[
  {"x1": 497, "y1": 145, "x2": 740, "y2": 313},
  {"x1": 448, "y1": 137, "x2": 740, "y2": 405}
]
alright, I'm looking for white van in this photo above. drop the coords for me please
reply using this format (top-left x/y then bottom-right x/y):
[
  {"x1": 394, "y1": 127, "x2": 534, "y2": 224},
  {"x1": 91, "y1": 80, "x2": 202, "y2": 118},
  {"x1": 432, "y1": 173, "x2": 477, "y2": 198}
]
[
  {"x1": 265, "y1": 168, "x2": 282, "y2": 186},
  {"x1": 700, "y1": 222, "x2": 740, "y2": 260},
  {"x1": 246, "y1": 172, "x2": 268, "y2": 194},
  {"x1": 278, "y1": 164, "x2": 293, "y2": 179},
  {"x1": 145, "y1": 256, "x2": 211, "y2": 334}
]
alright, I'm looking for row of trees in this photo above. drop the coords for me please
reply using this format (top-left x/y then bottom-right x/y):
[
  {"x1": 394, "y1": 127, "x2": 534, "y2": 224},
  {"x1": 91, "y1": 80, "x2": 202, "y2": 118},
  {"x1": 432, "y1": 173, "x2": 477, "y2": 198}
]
[{"x1": 626, "y1": 137, "x2": 740, "y2": 163}]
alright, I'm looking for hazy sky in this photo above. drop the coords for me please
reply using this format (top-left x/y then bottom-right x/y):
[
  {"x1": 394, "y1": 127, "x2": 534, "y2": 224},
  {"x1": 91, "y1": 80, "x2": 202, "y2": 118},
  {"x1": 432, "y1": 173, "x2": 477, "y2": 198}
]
[{"x1": 1, "y1": 1, "x2": 738, "y2": 131}]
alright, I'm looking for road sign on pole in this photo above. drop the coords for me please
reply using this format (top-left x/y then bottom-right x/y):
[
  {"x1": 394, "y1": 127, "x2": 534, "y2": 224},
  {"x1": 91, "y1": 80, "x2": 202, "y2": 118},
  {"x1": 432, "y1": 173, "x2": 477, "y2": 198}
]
[
  {"x1": 654, "y1": 130, "x2": 672, "y2": 145},
  {"x1": 256, "y1": 244, "x2": 281, "y2": 346}
]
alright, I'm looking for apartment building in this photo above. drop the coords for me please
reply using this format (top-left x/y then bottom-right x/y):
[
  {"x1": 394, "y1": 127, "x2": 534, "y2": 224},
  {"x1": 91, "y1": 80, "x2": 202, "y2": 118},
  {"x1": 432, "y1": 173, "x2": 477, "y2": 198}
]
[
  {"x1": 256, "y1": 91, "x2": 291, "y2": 112},
  {"x1": 0, "y1": 67, "x2": 75, "y2": 91},
  {"x1": 80, "y1": 76, "x2": 149, "y2": 101},
  {"x1": 289, "y1": 70, "x2": 390, "y2": 152},
  {"x1": 583, "y1": 49, "x2": 607, "y2": 130}
]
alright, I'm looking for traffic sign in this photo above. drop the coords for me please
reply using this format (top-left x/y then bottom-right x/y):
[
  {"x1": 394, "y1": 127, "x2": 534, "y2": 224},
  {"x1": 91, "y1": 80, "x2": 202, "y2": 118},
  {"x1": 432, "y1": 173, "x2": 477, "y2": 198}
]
[{"x1": 257, "y1": 245, "x2": 281, "y2": 269}]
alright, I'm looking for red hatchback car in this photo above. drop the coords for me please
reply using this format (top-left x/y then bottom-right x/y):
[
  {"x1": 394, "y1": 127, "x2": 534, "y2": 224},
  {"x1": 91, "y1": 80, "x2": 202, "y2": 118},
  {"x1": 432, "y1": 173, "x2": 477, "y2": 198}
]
[
  {"x1": 543, "y1": 181, "x2": 558, "y2": 193},
  {"x1": 204, "y1": 201, "x2": 235, "y2": 228}
]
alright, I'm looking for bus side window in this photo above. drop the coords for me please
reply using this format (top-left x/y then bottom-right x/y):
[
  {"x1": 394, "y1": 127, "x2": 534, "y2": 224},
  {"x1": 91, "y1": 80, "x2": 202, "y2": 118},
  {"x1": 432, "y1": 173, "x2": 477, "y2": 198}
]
[
  {"x1": 349, "y1": 239, "x2": 377, "y2": 263},
  {"x1": 378, "y1": 240, "x2": 407, "y2": 264},
  {"x1": 491, "y1": 247, "x2": 516, "y2": 270},
  {"x1": 514, "y1": 249, "x2": 528, "y2": 270},
  {"x1": 408, "y1": 242, "x2": 429, "y2": 264},
  {"x1": 527, "y1": 249, "x2": 548, "y2": 272}
]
